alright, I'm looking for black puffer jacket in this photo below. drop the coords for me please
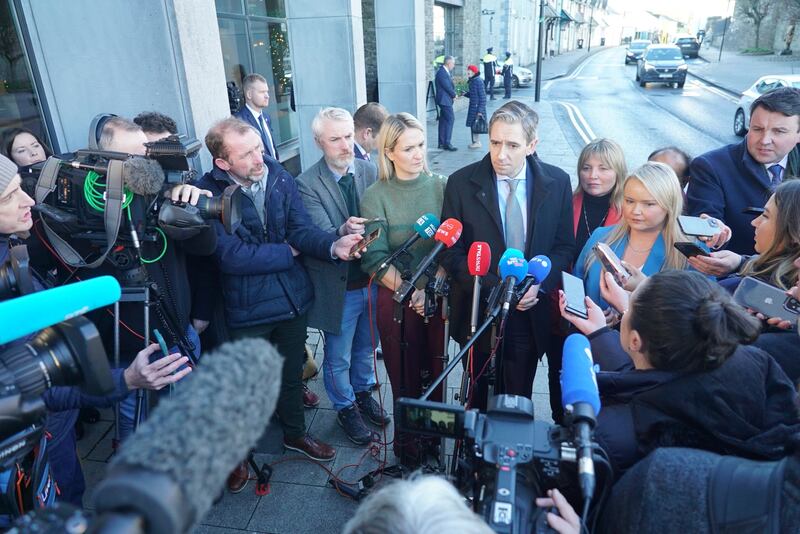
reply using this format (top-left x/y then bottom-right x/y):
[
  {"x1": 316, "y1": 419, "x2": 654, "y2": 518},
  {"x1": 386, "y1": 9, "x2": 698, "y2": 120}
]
[{"x1": 588, "y1": 328, "x2": 800, "y2": 479}]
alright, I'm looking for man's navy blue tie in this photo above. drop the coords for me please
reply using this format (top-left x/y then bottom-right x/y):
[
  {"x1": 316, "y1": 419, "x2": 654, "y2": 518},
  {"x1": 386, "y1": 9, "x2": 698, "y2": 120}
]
[{"x1": 768, "y1": 164, "x2": 783, "y2": 188}]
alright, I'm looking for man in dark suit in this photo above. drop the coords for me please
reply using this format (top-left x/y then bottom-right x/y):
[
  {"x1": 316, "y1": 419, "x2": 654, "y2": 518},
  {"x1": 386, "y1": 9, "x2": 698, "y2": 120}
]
[
  {"x1": 687, "y1": 87, "x2": 800, "y2": 255},
  {"x1": 233, "y1": 73, "x2": 279, "y2": 161},
  {"x1": 440, "y1": 101, "x2": 575, "y2": 408},
  {"x1": 434, "y1": 55, "x2": 458, "y2": 151},
  {"x1": 296, "y1": 108, "x2": 389, "y2": 446},
  {"x1": 353, "y1": 102, "x2": 388, "y2": 162}
]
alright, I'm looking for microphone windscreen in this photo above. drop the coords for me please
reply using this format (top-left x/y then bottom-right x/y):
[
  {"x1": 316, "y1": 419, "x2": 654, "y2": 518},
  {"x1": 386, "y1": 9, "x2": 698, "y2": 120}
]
[
  {"x1": 561, "y1": 333, "x2": 601, "y2": 415},
  {"x1": 94, "y1": 337, "x2": 283, "y2": 531},
  {"x1": 124, "y1": 156, "x2": 166, "y2": 196},
  {"x1": 0, "y1": 276, "x2": 121, "y2": 344},
  {"x1": 468, "y1": 242, "x2": 491, "y2": 276},
  {"x1": 527, "y1": 255, "x2": 552, "y2": 285},
  {"x1": 498, "y1": 248, "x2": 527, "y2": 281},
  {"x1": 434, "y1": 218, "x2": 463, "y2": 247},
  {"x1": 413, "y1": 213, "x2": 441, "y2": 239}
]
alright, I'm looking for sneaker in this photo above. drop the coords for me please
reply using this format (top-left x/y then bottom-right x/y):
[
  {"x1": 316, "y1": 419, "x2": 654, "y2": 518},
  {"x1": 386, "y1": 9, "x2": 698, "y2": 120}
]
[
  {"x1": 356, "y1": 391, "x2": 391, "y2": 427},
  {"x1": 337, "y1": 404, "x2": 373, "y2": 445},
  {"x1": 468, "y1": 142, "x2": 481, "y2": 149},
  {"x1": 303, "y1": 383, "x2": 320, "y2": 408}
]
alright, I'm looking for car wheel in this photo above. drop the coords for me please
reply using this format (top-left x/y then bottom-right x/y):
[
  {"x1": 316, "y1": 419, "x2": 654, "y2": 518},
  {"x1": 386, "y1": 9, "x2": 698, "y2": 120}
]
[
  {"x1": 639, "y1": 79, "x2": 646, "y2": 87},
  {"x1": 734, "y1": 108, "x2": 747, "y2": 136},
  {"x1": 635, "y1": 71, "x2": 640, "y2": 81},
  {"x1": 512, "y1": 75, "x2": 519, "y2": 89},
  {"x1": 677, "y1": 81, "x2": 685, "y2": 89}
]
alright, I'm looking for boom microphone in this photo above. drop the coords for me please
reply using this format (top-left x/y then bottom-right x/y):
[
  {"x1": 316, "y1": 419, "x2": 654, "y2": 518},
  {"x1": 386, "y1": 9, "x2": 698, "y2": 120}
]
[
  {"x1": 393, "y1": 218, "x2": 463, "y2": 304},
  {"x1": 91, "y1": 337, "x2": 284, "y2": 534},
  {"x1": 497, "y1": 248, "x2": 527, "y2": 321},
  {"x1": 378, "y1": 212, "x2": 441, "y2": 270},
  {"x1": 561, "y1": 333, "x2": 601, "y2": 506},
  {"x1": 0, "y1": 276, "x2": 121, "y2": 344},
  {"x1": 468, "y1": 242, "x2": 491, "y2": 337}
]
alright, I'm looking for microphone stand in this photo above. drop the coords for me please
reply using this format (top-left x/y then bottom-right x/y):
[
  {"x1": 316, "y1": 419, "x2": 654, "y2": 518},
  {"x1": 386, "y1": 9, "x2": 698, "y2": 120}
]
[{"x1": 421, "y1": 267, "x2": 450, "y2": 467}]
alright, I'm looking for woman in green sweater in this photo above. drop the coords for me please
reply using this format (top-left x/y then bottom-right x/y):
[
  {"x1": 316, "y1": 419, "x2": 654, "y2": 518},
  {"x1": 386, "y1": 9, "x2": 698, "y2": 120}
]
[{"x1": 360, "y1": 113, "x2": 448, "y2": 468}]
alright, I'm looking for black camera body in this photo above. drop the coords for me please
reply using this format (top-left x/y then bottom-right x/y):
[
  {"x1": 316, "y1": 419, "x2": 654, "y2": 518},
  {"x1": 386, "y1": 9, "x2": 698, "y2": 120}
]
[{"x1": 397, "y1": 395, "x2": 587, "y2": 534}]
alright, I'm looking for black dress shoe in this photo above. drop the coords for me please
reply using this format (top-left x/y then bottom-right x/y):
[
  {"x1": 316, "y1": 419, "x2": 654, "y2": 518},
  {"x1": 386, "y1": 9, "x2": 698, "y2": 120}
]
[
  {"x1": 437, "y1": 144, "x2": 446, "y2": 149},
  {"x1": 445, "y1": 145, "x2": 458, "y2": 151}
]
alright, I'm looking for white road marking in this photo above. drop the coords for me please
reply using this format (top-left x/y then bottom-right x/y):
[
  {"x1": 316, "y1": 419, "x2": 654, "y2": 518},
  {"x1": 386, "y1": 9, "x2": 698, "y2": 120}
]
[
  {"x1": 557, "y1": 101, "x2": 591, "y2": 144},
  {"x1": 687, "y1": 79, "x2": 739, "y2": 104}
]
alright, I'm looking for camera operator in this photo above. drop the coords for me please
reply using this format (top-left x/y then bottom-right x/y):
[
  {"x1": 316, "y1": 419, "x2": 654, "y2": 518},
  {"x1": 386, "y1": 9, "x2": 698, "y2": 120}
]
[
  {"x1": 31, "y1": 117, "x2": 215, "y2": 440},
  {"x1": 0, "y1": 155, "x2": 191, "y2": 511},
  {"x1": 558, "y1": 270, "x2": 800, "y2": 478}
]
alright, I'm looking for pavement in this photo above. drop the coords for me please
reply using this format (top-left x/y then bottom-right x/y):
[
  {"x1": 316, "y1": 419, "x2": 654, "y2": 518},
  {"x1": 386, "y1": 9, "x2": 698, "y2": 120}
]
[
  {"x1": 691, "y1": 43, "x2": 800, "y2": 96},
  {"x1": 76, "y1": 48, "x2": 599, "y2": 534}
]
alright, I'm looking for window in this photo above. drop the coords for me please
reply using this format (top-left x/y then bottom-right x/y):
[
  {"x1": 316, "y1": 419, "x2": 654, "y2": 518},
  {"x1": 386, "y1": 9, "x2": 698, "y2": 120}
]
[
  {"x1": 0, "y1": 2, "x2": 51, "y2": 151},
  {"x1": 216, "y1": 0, "x2": 297, "y2": 155}
]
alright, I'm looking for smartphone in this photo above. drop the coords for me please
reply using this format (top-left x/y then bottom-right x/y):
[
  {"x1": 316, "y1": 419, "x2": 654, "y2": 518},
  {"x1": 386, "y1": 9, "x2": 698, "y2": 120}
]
[
  {"x1": 733, "y1": 277, "x2": 800, "y2": 322},
  {"x1": 363, "y1": 217, "x2": 385, "y2": 224},
  {"x1": 349, "y1": 227, "x2": 381, "y2": 258},
  {"x1": 153, "y1": 329, "x2": 170, "y2": 357},
  {"x1": 593, "y1": 242, "x2": 629, "y2": 284},
  {"x1": 561, "y1": 272, "x2": 588, "y2": 319},
  {"x1": 674, "y1": 241, "x2": 710, "y2": 258},
  {"x1": 678, "y1": 215, "x2": 720, "y2": 238}
]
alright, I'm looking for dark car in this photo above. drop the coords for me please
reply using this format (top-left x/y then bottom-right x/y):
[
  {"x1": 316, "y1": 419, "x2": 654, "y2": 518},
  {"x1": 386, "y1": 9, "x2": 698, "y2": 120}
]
[
  {"x1": 636, "y1": 44, "x2": 688, "y2": 88},
  {"x1": 625, "y1": 39, "x2": 651, "y2": 64},
  {"x1": 673, "y1": 35, "x2": 701, "y2": 58}
]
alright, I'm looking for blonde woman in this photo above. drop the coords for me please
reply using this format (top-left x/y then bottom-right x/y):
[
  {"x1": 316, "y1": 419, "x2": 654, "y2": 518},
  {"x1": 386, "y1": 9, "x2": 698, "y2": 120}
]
[
  {"x1": 359, "y1": 113, "x2": 448, "y2": 468},
  {"x1": 573, "y1": 162, "x2": 705, "y2": 309},
  {"x1": 572, "y1": 138, "x2": 627, "y2": 258}
]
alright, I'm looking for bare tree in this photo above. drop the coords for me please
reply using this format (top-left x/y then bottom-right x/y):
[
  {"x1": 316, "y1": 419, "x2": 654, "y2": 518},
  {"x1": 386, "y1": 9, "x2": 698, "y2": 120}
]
[{"x1": 739, "y1": 0, "x2": 773, "y2": 49}]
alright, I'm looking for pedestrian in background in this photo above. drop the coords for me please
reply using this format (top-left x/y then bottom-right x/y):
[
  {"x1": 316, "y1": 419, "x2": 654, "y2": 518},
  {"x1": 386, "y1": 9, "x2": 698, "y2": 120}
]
[
  {"x1": 434, "y1": 55, "x2": 458, "y2": 151},
  {"x1": 465, "y1": 65, "x2": 487, "y2": 150},
  {"x1": 502, "y1": 51, "x2": 513, "y2": 99},
  {"x1": 482, "y1": 47, "x2": 497, "y2": 100}
]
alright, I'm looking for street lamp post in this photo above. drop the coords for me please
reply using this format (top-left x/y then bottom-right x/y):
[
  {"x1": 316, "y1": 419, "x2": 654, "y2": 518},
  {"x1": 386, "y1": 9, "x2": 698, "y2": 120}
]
[
  {"x1": 718, "y1": 0, "x2": 732, "y2": 62},
  {"x1": 535, "y1": 0, "x2": 546, "y2": 102}
]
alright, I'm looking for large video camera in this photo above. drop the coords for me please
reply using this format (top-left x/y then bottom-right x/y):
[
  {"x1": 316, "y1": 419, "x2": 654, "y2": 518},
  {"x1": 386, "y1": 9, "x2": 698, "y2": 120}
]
[
  {"x1": 397, "y1": 394, "x2": 610, "y2": 534},
  {"x1": 29, "y1": 130, "x2": 241, "y2": 271}
]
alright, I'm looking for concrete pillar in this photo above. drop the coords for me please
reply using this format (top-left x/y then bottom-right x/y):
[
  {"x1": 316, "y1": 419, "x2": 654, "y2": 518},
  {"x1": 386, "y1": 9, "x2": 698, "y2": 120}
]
[
  {"x1": 287, "y1": 0, "x2": 367, "y2": 170},
  {"x1": 375, "y1": 1, "x2": 427, "y2": 128},
  {"x1": 167, "y1": 0, "x2": 230, "y2": 170}
]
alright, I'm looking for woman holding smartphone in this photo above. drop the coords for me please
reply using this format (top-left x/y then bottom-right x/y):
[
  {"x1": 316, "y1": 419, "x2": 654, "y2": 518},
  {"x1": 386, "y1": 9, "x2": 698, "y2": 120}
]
[
  {"x1": 558, "y1": 270, "x2": 800, "y2": 479},
  {"x1": 573, "y1": 162, "x2": 703, "y2": 310},
  {"x1": 359, "y1": 113, "x2": 448, "y2": 468},
  {"x1": 688, "y1": 180, "x2": 800, "y2": 290}
]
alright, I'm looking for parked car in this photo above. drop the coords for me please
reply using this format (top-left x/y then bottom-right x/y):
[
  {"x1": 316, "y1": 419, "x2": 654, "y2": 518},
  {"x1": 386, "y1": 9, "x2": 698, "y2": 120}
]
[
  {"x1": 493, "y1": 65, "x2": 533, "y2": 88},
  {"x1": 635, "y1": 44, "x2": 688, "y2": 88},
  {"x1": 734, "y1": 74, "x2": 800, "y2": 136},
  {"x1": 672, "y1": 35, "x2": 701, "y2": 58},
  {"x1": 625, "y1": 39, "x2": 651, "y2": 64}
]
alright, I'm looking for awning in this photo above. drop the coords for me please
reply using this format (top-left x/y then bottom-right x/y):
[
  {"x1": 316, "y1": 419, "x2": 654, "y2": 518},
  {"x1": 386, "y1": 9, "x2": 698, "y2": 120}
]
[
  {"x1": 572, "y1": 11, "x2": 586, "y2": 24},
  {"x1": 542, "y1": 5, "x2": 559, "y2": 19},
  {"x1": 560, "y1": 9, "x2": 574, "y2": 23}
]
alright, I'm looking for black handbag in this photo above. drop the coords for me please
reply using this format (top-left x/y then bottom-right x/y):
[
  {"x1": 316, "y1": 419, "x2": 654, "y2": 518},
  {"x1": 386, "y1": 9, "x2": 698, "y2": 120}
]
[{"x1": 472, "y1": 113, "x2": 488, "y2": 135}]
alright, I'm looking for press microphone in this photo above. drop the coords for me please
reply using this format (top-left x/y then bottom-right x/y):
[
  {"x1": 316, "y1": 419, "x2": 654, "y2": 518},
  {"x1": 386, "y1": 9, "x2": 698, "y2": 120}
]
[
  {"x1": 497, "y1": 248, "x2": 527, "y2": 321},
  {"x1": 91, "y1": 337, "x2": 284, "y2": 534},
  {"x1": 468, "y1": 242, "x2": 491, "y2": 337},
  {"x1": 123, "y1": 156, "x2": 167, "y2": 196},
  {"x1": 514, "y1": 254, "x2": 553, "y2": 298},
  {"x1": 378, "y1": 212, "x2": 441, "y2": 270},
  {"x1": 393, "y1": 218, "x2": 463, "y2": 304},
  {"x1": 561, "y1": 333, "x2": 601, "y2": 505},
  {"x1": 0, "y1": 276, "x2": 121, "y2": 344}
]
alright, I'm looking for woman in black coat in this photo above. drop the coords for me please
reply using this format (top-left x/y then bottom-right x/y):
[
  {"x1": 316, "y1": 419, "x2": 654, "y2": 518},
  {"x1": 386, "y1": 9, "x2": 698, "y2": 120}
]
[
  {"x1": 559, "y1": 270, "x2": 800, "y2": 479},
  {"x1": 464, "y1": 64, "x2": 486, "y2": 150}
]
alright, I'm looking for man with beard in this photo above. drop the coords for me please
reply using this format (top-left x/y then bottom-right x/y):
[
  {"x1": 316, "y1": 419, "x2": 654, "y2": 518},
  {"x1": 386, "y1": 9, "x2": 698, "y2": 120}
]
[{"x1": 296, "y1": 108, "x2": 389, "y2": 446}]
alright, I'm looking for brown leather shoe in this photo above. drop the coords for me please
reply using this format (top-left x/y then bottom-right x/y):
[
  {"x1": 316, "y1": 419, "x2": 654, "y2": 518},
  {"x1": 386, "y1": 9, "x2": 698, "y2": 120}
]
[
  {"x1": 226, "y1": 460, "x2": 250, "y2": 493},
  {"x1": 303, "y1": 383, "x2": 320, "y2": 408},
  {"x1": 283, "y1": 434, "x2": 336, "y2": 462}
]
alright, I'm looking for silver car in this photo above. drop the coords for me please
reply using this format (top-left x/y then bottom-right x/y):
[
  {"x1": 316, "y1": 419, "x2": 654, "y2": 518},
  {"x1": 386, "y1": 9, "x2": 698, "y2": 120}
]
[
  {"x1": 494, "y1": 65, "x2": 534, "y2": 88},
  {"x1": 735, "y1": 75, "x2": 800, "y2": 136}
]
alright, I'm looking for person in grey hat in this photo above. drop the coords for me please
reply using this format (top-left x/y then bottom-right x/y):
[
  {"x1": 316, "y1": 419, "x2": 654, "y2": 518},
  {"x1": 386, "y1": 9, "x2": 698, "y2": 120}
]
[{"x1": 0, "y1": 154, "x2": 34, "y2": 237}]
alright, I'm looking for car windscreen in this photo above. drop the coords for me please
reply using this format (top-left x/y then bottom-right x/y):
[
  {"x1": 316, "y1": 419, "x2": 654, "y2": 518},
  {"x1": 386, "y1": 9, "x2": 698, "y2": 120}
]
[
  {"x1": 676, "y1": 38, "x2": 697, "y2": 45},
  {"x1": 793, "y1": 82, "x2": 800, "y2": 89},
  {"x1": 630, "y1": 42, "x2": 648, "y2": 49},
  {"x1": 646, "y1": 48, "x2": 683, "y2": 61}
]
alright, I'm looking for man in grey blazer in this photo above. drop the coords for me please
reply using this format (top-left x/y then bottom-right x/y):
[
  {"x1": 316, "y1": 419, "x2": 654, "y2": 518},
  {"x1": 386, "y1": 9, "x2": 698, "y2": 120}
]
[{"x1": 297, "y1": 107, "x2": 390, "y2": 445}]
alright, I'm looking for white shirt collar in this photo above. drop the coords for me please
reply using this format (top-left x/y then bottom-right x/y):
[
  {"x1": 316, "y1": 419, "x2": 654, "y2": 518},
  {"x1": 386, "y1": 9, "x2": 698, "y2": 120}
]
[
  {"x1": 245, "y1": 103, "x2": 263, "y2": 121},
  {"x1": 496, "y1": 161, "x2": 527, "y2": 182},
  {"x1": 765, "y1": 154, "x2": 789, "y2": 173}
]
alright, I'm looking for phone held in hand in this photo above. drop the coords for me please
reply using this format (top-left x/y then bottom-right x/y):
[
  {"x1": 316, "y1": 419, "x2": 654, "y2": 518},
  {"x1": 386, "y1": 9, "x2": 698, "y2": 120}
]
[
  {"x1": 733, "y1": 277, "x2": 800, "y2": 323},
  {"x1": 674, "y1": 241, "x2": 710, "y2": 258},
  {"x1": 561, "y1": 272, "x2": 589, "y2": 319},
  {"x1": 593, "y1": 242, "x2": 629, "y2": 284},
  {"x1": 349, "y1": 228, "x2": 381, "y2": 258},
  {"x1": 678, "y1": 215, "x2": 720, "y2": 238}
]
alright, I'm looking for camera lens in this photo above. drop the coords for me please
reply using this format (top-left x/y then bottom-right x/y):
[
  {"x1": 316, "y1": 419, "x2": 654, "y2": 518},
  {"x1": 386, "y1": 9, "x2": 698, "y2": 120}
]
[{"x1": 0, "y1": 317, "x2": 114, "y2": 398}]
